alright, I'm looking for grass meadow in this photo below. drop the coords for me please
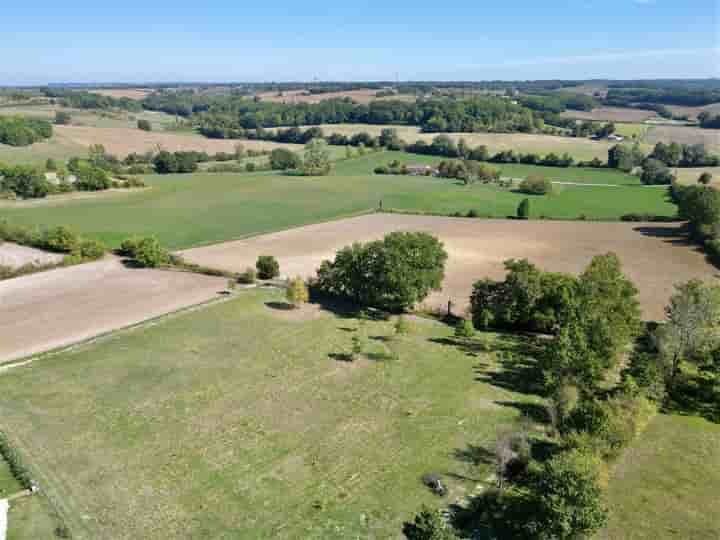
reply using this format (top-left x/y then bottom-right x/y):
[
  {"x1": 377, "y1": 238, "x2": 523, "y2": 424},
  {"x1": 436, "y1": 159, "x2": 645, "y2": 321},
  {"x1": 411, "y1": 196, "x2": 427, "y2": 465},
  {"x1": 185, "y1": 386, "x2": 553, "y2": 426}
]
[
  {"x1": 0, "y1": 152, "x2": 676, "y2": 250},
  {"x1": 0, "y1": 288, "x2": 540, "y2": 539}
]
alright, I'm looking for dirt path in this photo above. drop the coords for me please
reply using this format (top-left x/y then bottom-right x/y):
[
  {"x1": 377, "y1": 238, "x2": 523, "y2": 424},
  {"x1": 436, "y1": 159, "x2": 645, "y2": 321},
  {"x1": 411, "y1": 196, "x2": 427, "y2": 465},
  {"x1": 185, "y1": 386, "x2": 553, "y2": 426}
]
[
  {"x1": 0, "y1": 243, "x2": 63, "y2": 269},
  {"x1": 181, "y1": 214, "x2": 719, "y2": 321},
  {"x1": 0, "y1": 257, "x2": 226, "y2": 364}
]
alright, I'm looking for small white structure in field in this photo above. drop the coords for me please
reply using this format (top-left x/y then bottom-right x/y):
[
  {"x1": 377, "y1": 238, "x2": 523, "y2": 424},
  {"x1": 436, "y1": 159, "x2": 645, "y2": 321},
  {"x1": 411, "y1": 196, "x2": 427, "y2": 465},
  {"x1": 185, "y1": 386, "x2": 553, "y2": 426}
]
[
  {"x1": 44, "y1": 172, "x2": 77, "y2": 185},
  {"x1": 0, "y1": 498, "x2": 8, "y2": 540}
]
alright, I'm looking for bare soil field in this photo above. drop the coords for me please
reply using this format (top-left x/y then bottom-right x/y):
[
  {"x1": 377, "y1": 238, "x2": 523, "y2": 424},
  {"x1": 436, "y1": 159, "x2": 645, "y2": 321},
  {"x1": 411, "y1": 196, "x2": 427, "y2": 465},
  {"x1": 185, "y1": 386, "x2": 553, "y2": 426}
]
[
  {"x1": 560, "y1": 107, "x2": 659, "y2": 123},
  {"x1": 181, "y1": 214, "x2": 718, "y2": 321},
  {"x1": 0, "y1": 257, "x2": 226, "y2": 364},
  {"x1": 674, "y1": 166, "x2": 720, "y2": 186},
  {"x1": 301, "y1": 124, "x2": 623, "y2": 161},
  {"x1": 644, "y1": 125, "x2": 720, "y2": 152},
  {"x1": 89, "y1": 88, "x2": 153, "y2": 100},
  {"x1": 257, "y1": 89, "x2": 413, "y2": 105},
  {"x1": 0, "y1": 243, "x2": 63, "y2": 269},
  {"x1": 53, "y1": 125, "x2": 301, "y2": 156}
]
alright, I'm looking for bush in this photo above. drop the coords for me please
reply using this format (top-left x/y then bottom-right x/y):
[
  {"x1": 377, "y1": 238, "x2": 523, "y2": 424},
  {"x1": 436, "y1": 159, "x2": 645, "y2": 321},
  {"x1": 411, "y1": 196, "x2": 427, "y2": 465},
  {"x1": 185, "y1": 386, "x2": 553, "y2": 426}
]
[
  {"x1": 0, "y1": 165, "x2": 51, "y2": 199},
  {"x1": 54, "y1": 111, "x2": 72, "y2": 125},
  {"x1": 286, "y1": 277, "x2": 309, "y2": 307},
  {"x1": 402, "y1": 506, "x2": 458, "y2": 540},
  {"x1": 517, "y1": 198, "x2": 530, "y2": 219},
  {"x1": 519, "y1": 174, "x2": 553, "y2": 195},
  {"x1": 256, "y1": 255, "x2": 280, "y2": 279},
  {"x1": 640, "y1": 158, "x2": 675, "y2": 185},
  {"x1": 269, "y1": 148, "x2": 302, "y2": 170},
  {"x1": 75, "y1": 238, "x2": 107, "y2": 260},
  {"x1": 0, "y1": 431, "x2": 32, "y2": 489},
  {"x1": 119, "y1": 236, "x2": 142, "y2": 257},
  {"x1": 245, "y1": 162, "x2": 256, "y2": 172},
  {"x1": 137, "y1": 119, "x2": 152, "y2": 131},
  {"x1": 238, "y1": 266, "x2": 257, "y2": 284},
  {"x1": 133, "y1": 237, "x2": 170, "y2": 268},
  {"x1": 43, "y1": 226, "x2": 79, "y2": 253},
  {"x1": 455, "y1": 319, "x2": 475, "y2": 339}
]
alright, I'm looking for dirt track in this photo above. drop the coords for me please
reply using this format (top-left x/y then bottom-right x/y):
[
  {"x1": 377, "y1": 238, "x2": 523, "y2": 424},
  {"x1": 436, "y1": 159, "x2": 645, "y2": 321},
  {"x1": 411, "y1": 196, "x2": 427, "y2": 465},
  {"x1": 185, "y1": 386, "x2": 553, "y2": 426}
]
[
  {"x1": 0, "y1": 257, "x2": 226, "y2": 363},
  {"x1": 0, "y1": 243, "x2": 63, "y2": 269},
  {"x1": 181, "y1": 214, "x2": 719, "y2": 321}
]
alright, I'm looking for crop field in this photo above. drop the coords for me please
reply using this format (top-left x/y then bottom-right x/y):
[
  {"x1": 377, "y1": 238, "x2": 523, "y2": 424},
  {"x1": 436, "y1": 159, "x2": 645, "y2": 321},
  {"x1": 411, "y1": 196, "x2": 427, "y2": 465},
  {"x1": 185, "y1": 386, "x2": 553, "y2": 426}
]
[
  {"x1": 0, "y1": 287, "x2": 540, "y2": 539},
  {"x1": 301, "y1": 124, "x2": 642, "y2": 162},
  {"x1": 0, "y1": 152, "x2": 676, "y2": 250},
  {"x1": 613, "y1": 122, "x2": 650, "y2": 141},
  {"x1": 89, "y1": 88, "x2": 153, "y2": 100},
  {"x1": 0, "y1": 257, "x2": 225, "y2": 364},
  {"x1": 256, "y1": 88, "x2": 415, "y2": 105},
  {"x1": 644, "y1": 124, "x2": 720, "y2": 153},
  {"x1": 182, "y1": 213, "x2": 718, "y2": 321},
  {"x1": 666, "y1": 102, "x2": 720, "y2": 120},
  {"x1": 559, "y1": 107, "x2": 658, "y2": 123},
  {"x1": 601, "y1": 413, "x2": 720, "y2": 539},
  {"x1": 674, "y1": 166, "x2": 720, "y2": 186}
]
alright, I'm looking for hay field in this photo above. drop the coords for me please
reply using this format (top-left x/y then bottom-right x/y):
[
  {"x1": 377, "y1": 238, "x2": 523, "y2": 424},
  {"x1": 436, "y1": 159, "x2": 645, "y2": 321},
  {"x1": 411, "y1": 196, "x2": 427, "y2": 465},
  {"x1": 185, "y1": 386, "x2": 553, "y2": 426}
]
[
  {"x1": 257, "y1": 89, "x2": 414, "y2": 105},
  {"x1": 182, "y1": 213, "x2": 718, "y2": 321},
  {"x1": 666, "y1": 103, "x2": 720, "y2": 120},
  {"x1": 89, "y1": 88, "x2": 153, "y2": 100},
  {"x1": 644, "y1": 125, "x2": 720, "y2": 153},
  {"x1": 560, "y1": 107, "x2": 658, "y2": 123}
]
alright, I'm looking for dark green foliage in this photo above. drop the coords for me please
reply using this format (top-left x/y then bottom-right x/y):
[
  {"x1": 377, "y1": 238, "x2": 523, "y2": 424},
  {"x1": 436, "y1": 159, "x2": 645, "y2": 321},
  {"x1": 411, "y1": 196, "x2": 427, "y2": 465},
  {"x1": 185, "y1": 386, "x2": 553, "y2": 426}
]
[
  {"x1": 152, "y1": 151, "x2": 200, "y2": 174},
  {"x1": 608, "y1": 144, "x2": 645, "y2": 172},
  {"x1": 44, "y1": 88, "x2": 142, "y2": 111},
  {"x1": 256, "y1": 255, "x2": 280, "y2": 279},
  {"x1": 76, "y1": 238, "x2": 107, "y2": 260},
  {"x1": 43, "y1": 225, "x2": 79, "y2": 252},
  {"x1": 402, "y1": 506, "x2": 457, "y2": 540},
  {"x1": 454, "y1": 319, "x2": 475, "y2": 339},
  {"x1": 137, "y1": 119, "x2": 152, "y2": 131},
  {"x1": 316, "y1": 231, "x2": 447, "y2": 312},
  {"x1": 301, "y1": 139, "x2": 331, "y2": 176},
  {"x1": 699, "y1": 172, "x2": 713, "y2": 185},
  {"x1": 269, "y1": 148, "x2": 302, "y2": 170},
  {"x1": 0, "y1": 164, "x2": 51, "y2": 198},
  {"x1": 0, "y1": 115, "x2": 53, "y2": 146},
  {"x1": 0, "y1": 431, "x2": 33, "y2": 489},
  {"x1": 640, "y1": 159, "x2": 675, "y2": 185},
  {"x1": 54, "y1": 110, "x2": 72, "y2": 125},
  {"x1": 75, "y1": 165, "x2": 112, "y2": 191},
  {"x1": 517, "y1": 198, "x2": 530, "y2": 219}
]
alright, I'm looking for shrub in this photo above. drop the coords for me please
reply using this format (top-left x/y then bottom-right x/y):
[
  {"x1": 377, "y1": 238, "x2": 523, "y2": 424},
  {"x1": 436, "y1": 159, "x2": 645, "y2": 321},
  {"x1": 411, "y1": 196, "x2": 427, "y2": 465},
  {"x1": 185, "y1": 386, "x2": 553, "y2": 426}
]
[
  {"x1": 133, "y1": 237, "x2": 170, "y2": 268},
  {"x1": 256, "y1": 255, "x2": 280, "y2": 279},
  {"x1": 517, "y1": 198, "x2": 530, "y2": 219},
  {"x1": 119, "y1": 236, "x2": 142, "y2": 257},
  {"x1": 54, "y1": 111, "x2": 72, "y2": 125},
  {"x1": 519, "y1": 174, "x2": 553, "y2": 195},
  {"x1": 245, "y1": 162, "x2": 256, "y2": 172},
  {"x1": 394, "y1": 315, "x2": 411, "y2": 335},
  {"x1": 286, "y1": 276, "x2": 309, "y2": 307},
  {"x1": 534, "y1": 449, "x2": 608, "y2": 539},
  {"x1": 269, "y1": 148, "x2": 302, "y2": 170},
  {"x1": 238, "y1": 266, "x2": 257, "y2": 284},
  {"x1": 0, "y1": 165, "x2": 51, "y2": 199},
  {"x1": 466, "y1": 209, "x2": 479, "y2": 218},
  {"x1": 402, "y1": 506, "x2": 458, "y2": 540},
  {"x1": 75, "y1": 238, "x2": 107, "y2": 260},
  {"x1": 455, "y1": 318, "x2": 475, "y2": 339},
  {"x1": 137, "y1": 119, "x2": 152, "y2": 131},
  {"x1": 699, "y1": 172, "x2": 713, "y2": 185},
  {"x1": 43, "y1": 226, "x2": 79, "y2": 253}
]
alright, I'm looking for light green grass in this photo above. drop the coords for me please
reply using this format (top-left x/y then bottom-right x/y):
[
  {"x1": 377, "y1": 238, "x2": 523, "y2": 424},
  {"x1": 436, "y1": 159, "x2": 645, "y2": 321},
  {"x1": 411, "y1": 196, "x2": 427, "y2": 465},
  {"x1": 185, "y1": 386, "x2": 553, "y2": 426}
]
[
  {"x1": 0, "y1": 288, "x2": 538, "y2": 539},
  {"x1": 0, "y1": 152, "x2": 676, "y2": 249},
  {"x1": 0, "y1": 458, "x2": 58, "y2": 540},
  {"x1": 601, "y1": 413, "x2": 720, "y2": 539},
  {"x1": 614, "y1": 123, "x2": 650, "y2": 142}
]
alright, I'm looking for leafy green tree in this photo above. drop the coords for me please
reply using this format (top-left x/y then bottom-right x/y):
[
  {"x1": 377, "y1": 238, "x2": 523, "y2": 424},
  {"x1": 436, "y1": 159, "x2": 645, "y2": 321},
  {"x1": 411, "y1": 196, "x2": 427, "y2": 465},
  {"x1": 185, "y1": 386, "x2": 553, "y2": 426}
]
[
  {"x1": 519, "y1": 175, "x2": 553, "y2": 195},
  {"x1": 45, "y1": 158, "x2": 58, "y2": 171},
  {"x1": 699, "y1": 172, "x2": 713, "y2": 185},
  {"x1": 608, "y1": 144, "x2": 644, "y2": 172},
  {"x1": 0, "y1": 165, "x2": 50, "y2": 199},
  {"x1": 256, "y1": 255, "x2": 280, "y2": 279},
  {"x1": 655, "y1": 279, "x2": 720, "y2": 384},
  {"x1": 455, "y1": 319, "x2": 475, "y2": 339},
  {"x1": 269, "y1": 148, "x2": 302, "y2": 170},
  {"x1": 302, "y1": 138, "x2": 331, "y2": 176},
  {"x1": 517, "y1": 198, "x2": 530, "y2": 219},
  {"x1": 534, "y1": 449, "x2": 608, "y2": 540},
  {"x1": 316, "y1": 232, "x2": 447, "y2": 312},
  {"x1": 402, "y1": 506, "x2": 458, "y2": 540},
  {"x1": 43, "y1": 226, "x2": 79, "y2": 253},
  {"x1": 640, "y1": 158, "x2": 674, "y2": 185},
  {"x1": 133, "y1": 237, "x2": 170, "y2": 268}
]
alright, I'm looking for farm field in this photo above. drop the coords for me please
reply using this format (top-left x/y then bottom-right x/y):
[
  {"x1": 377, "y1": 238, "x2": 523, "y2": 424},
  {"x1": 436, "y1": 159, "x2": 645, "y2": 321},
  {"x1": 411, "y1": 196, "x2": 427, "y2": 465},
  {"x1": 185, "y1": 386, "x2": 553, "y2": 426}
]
[
  {"x1": 644, "y1": 124, "x2": 720, "y2": 153},
  {"x1": 0, "y1": 256, "x2": 225, "y2": 364},
  {"x1": 0, "y1": 153, "x2": 676, "y2": 250},
  {"x1": 666, "y1": 102, "x2": 720, "y2": 120},
  {"x1": 601, "y1": 413, "x2": 720, "y2": 539},
  {"x1": 89, "y1": 88, "x2": 153, "y2": 100},
  {"x1": 0, "y1": 287, "x2": 539, "y2": 540},
  {"x1": 613, "y1": 122, "x2": 650, "y2": 141},
  {"x1": 294, "y1": 124, "x2": 629, "y2": 162},
  {"x1": 256, "y1": 88, "x2": 414, "y2": 104},
  {"x1": 674, "y1": 166, "x2": 720, "y2": 186},
  {"x1": 559, "y1": 107, "x2": 658, "y2": 123},
  {"x1": 181, "y1": 213, "x2": 719, "y2": 321}
]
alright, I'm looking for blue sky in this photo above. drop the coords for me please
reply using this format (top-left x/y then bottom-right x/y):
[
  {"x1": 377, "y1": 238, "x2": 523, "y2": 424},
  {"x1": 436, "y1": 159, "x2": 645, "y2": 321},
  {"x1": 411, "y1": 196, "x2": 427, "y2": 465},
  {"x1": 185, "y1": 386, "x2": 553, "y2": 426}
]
[{"x1": 2, "y1": 0, "x2": 718, "y2": 84}]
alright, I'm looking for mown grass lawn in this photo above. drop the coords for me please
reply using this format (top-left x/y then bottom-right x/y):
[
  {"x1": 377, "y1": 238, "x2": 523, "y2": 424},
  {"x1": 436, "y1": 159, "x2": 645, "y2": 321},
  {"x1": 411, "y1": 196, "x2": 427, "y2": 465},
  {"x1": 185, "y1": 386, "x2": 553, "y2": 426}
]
[
  {"x1": 601, "y1": 413, "x2": 720, "y2": 539},
  {"x1": 0, "y1": 288, "x2": 540, "y2": 540},
  {"x1": 0, "y1": 458, "x2": 58, "y2": 540},
  {"x1": 0, "y1": 152, "x2": 676, "y2": 250}
]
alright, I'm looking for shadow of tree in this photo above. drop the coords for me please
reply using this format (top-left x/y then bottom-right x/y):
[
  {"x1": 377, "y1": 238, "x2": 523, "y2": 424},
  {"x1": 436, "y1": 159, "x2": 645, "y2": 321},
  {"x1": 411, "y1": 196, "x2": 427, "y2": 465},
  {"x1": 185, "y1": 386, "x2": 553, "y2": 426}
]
[
  {"x1": 452, "y1": 444, "x2": 495, "y2": 467},
  {"x1": 328, "y1": 352, "x2": 354, "y2": 363},
  {"x1": 664, "y1": 372, "x2": 720, "y2": 423},
  {"x1": 265, "y1": 301, "x2": 294, "y2": 311},
  {"x1": 495, "y1": 401, "x2": 549, "y2": 424}
]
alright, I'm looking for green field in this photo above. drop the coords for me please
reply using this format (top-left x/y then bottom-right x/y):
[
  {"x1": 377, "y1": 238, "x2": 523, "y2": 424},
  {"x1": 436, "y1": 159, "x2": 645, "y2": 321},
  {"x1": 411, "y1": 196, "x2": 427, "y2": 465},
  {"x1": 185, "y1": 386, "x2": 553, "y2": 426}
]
[
  {"x1": 0, "y1": 458, "x2": 58, "y2": 540},
  {"x1": 0, "y1": 152, "x2": 676, "y2": 250},
  {"x1": 602, "y1": 413, "x2": 720, "y2": 539},
  {"x1": 0, "y1": 288, "x2": 539, "y2": 539}
]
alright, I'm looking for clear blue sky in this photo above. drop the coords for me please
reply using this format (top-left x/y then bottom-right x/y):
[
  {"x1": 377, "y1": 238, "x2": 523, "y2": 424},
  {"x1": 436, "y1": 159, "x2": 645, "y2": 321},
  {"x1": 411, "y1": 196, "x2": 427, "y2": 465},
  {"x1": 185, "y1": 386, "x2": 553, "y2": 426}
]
[{"x1": 2, "y1": 0, "x2": 718, "y2": 84}]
